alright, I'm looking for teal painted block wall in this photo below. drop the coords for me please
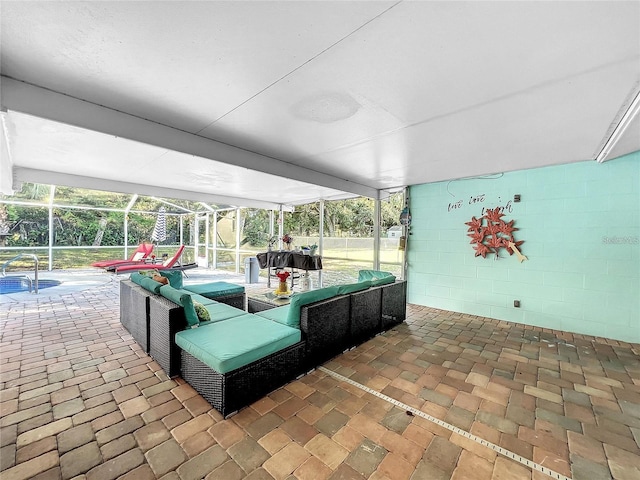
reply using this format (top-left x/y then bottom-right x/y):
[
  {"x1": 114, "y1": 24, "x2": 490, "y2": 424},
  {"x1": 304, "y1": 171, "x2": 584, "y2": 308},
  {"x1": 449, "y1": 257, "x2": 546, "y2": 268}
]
[{"x1": 407, "y1": 152, "x2": 639, "y2": 343}]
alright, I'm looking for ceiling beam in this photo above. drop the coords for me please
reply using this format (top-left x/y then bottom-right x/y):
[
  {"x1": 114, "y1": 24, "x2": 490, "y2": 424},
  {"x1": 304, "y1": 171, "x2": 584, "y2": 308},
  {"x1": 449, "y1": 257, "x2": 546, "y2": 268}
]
[
  {"x1": 14, "y1": 167, "x2": 295, "y2": 212},
  {"x1": 594, "y1": 83, "x2": 640, "y2": 163},
  {"x1": 1, "y1": 77, "x2": 379, "y2": 200}
]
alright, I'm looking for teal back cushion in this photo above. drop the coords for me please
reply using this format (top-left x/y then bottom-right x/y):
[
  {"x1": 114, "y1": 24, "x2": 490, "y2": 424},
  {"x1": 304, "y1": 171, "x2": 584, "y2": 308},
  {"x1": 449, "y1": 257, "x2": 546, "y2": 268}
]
[
  {"x1": 285, "y1": 286, "x2": 340, "y2": 328},
  {"x1": 358, "y1": 270, "x2": 394, "y2": 282},
  {"x1": 159, "y1": 284, "x2": 182, "y2": 304},
  {"x1": 160, "y1": 270, "x2": 183, "y2": 289},
  {"x1": 337, "y1": 280, "x2": 372, "y2": 295},
  {"x1": 131, "y1": 273, "x2": 163, "y2": 294},
  {"x1": 129, "y1": 272, "x2": 146, "y2": 286},
  {"x1": 371, "y1": 275, "x2": 395, "y2": 286},
  {"x1": 180, "y1": 294, "x2": 199, "y2": 328},
  {"x1": 159, "y1": 285, "x2": 199, "y2": 328}
]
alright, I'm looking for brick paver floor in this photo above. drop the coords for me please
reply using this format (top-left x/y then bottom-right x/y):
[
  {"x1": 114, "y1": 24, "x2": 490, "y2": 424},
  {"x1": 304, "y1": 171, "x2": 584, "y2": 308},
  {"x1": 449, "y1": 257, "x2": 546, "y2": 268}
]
[{"x1": 1, "y1": 275, "x2": 639, "y2": 479}]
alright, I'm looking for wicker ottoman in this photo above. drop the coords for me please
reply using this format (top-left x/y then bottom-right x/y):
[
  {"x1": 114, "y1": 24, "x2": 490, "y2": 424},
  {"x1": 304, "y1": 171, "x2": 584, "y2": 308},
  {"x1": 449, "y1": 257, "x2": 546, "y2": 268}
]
[
  {"x1": 183, "y1": 282, "x2": 245, "y2": 309},
  {"x1": 176, "y1": 314, "x2": 305, "y2": 416}
]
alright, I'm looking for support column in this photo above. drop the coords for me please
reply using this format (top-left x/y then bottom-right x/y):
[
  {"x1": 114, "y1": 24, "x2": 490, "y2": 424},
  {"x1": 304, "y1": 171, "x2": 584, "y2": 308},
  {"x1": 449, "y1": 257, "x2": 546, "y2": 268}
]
[
  {"x1": 0, "y1": 111, "x2": 15, "y2": 195},
  {"x1": 269, "y1": 210, "x2": 274, "y2": 239},
  {"x1": 235, "y1": 208, "x2": 241, "y2": 274},
  {"x1": 402, "y1": 188, "x2": 409, "y2": 280},
  {"x1": 205, "y1": 212, "x2": 210, "y2": 269},
  {"x1": 123, "y1": 217, "x2": 128, "y2": 258},
  {"x1": 212, "y1": 211, "x2": 218, "y2": 269},
  {"x1": 48, "y1": 186, "x2": 55, "y2": 271},
  {"x1": 373, "y1": 199, "x2": 381, "y2": 270},
  {"x1": 278, "y1": 205, "x2": 284, "y2": 250},
  {"x1": 318, "y1": 200, "x2": 324, "y2": 288},
  {"x1": 123, "y1": 194, "x2": 137, "y2": 258}
]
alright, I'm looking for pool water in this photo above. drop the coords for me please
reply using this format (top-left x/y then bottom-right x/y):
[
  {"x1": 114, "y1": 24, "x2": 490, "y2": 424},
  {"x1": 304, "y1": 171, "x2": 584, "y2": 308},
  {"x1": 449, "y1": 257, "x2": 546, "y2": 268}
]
[{"x1": 0, "y1": 277, "x2": 62, "y2": 294}]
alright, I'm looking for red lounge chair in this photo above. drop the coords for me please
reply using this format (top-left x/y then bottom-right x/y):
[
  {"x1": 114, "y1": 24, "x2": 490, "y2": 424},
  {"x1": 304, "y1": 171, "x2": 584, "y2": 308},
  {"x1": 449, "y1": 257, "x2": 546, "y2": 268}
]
[
  {"x1": 114, "y1": 245, "x2": 195, "y2": 273},
  {"x1": 92, "y1": 243, "x2": 154, "y2": 269}
]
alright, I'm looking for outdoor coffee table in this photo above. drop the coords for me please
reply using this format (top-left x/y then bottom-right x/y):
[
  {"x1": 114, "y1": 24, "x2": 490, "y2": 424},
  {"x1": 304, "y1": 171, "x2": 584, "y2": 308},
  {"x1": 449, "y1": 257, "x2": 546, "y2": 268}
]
[{"x1": 247, "y1": 291, "x2": 294, "y2": 313}]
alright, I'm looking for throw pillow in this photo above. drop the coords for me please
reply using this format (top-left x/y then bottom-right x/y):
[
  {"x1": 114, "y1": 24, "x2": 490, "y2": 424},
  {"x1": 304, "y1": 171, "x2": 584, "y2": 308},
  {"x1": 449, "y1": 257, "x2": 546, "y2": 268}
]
[
  {"x1": 153, "y1": 274, "x2": 169, "y2": 285},
  {"x1": 193, "y1": 302, "x2": 211, "y2": 322}
]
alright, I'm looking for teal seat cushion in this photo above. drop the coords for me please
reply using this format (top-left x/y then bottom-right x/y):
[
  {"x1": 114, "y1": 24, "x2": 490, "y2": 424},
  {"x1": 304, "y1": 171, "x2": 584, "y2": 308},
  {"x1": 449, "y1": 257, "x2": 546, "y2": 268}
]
[
  {"x1": 255, "y1": 305, "x2": 291, "y2": 325},
  {"x1": 159, "y1": 285, "x2": 199, "y2": 328},
  {"x1": 336, "y1": 280, "x2": 372, "y2": 295},
  {"x1": 285, "y1": 286, "x2": 340, "y2": 328},
  {"x1": 183, "y1": 282, "x2": 245, "y2": 299},
  {"x1": 188, "y1": 293, "x2": 218, "y2": 307},
  {"x1": 200, "y1": 303, "x2": 246, "y2": 325},
  {"x1": 160, "y1": 270, "x2": 183, "y2": 289},
  {"x1": 175, "y1": 314, "x2": 301, "y2": 374},
  {"x1": 358, "y1": 270, "x2": 394, "y2": 282}
]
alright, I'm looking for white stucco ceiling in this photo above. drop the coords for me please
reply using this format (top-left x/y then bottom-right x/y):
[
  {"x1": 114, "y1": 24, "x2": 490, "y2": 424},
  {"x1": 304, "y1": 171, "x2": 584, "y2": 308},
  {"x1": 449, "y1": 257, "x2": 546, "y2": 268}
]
[{"x1": 1, "y1": 1, "x2": 639, "y2": 207}]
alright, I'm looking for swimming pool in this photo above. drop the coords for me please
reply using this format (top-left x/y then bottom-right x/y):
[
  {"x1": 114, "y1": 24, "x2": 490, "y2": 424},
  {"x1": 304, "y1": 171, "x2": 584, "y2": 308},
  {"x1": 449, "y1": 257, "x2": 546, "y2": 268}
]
[{"x1": 0, "y1": 277, "x2": 62, "y2": 294}]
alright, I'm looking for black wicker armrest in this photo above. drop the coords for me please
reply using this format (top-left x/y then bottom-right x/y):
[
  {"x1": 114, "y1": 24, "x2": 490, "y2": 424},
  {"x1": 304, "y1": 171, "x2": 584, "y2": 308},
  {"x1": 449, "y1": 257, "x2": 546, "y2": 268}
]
[
  {"x1": 211, "y1": 292, "x2": 245, "y2": 310},
  {"x1": 379, "y1": 280, "x2": 407, "y2": 329},
  {"x1": 148, "y1": 294, "x2": 188, "y2": 377},
  {"x1": 299, "y1": 295, "x2": 351, "y2": 369},
  {"x1": 349, "y1": 287, "x2": 382, "y2": 346},
  {"x1": 119, "y1": 280, "x2": 152, "y2": 352}
]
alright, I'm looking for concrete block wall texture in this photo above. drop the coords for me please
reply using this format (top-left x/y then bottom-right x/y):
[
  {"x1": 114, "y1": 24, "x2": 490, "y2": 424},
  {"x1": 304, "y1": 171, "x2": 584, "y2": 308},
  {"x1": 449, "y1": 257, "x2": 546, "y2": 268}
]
[{"x1": 407, "y1": 151, "x2": 639, "y2": 342}]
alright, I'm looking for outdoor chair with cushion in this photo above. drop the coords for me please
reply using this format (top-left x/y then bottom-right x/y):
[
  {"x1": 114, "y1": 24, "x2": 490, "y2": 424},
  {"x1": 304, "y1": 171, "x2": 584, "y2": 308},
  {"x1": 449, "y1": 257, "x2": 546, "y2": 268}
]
[
  {"x1": 92, "y1": 242, "x2": 154, "y2": 269},
  {"x1": 114, "y1": 245, "x2": 196, "y2": 273}
]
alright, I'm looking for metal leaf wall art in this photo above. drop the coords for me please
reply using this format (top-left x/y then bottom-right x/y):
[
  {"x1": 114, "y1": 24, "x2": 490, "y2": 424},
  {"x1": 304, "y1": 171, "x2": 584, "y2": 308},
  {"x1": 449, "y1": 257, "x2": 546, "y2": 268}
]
[{"x1": 465, "y1": 208, "x2": 527, "y2": 262}]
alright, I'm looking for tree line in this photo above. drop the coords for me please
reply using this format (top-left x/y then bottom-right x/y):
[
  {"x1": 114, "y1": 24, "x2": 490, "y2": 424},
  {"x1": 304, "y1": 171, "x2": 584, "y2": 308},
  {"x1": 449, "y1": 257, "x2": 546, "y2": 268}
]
[{"x1": 1, "y1": 188, "x2": 403, "y2": 248}]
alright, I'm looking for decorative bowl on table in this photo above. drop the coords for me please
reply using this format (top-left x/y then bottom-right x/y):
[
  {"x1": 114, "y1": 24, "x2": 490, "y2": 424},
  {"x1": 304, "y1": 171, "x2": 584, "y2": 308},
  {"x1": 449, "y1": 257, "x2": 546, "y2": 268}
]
[{"x1": 274, "y1": 290, "x2": 293, "y2": 299}]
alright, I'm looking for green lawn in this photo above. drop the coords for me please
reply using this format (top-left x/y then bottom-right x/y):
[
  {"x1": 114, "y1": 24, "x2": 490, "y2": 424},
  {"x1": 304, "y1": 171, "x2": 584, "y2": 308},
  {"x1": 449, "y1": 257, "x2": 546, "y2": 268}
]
[{"x1": 1, "y1": 245, "x2": 403, "y2": 278}]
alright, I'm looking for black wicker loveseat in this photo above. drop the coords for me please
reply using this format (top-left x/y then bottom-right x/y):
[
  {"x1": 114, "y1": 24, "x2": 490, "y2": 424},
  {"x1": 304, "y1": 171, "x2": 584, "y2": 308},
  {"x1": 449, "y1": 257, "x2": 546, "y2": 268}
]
[{"x1": 119, "y1": 271, "x2": 406, "y2": 417}]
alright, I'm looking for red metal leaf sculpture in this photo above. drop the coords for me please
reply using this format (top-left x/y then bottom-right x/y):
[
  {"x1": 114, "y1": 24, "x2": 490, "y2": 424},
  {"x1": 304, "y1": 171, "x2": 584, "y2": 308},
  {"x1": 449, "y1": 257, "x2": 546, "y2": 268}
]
[
  {"x1": 468, "y1": 229, "x2": 485, "y2": 244},
  {"x1": 466, "y1": 208, "x2": 525, "y2": 260},
  {"x1": 473, "y1": 242, "x2": 491, "y2": 258},
  {"x1": 485, "y1": 208, "x2": 505, "y2": 223},
  {"x1": 465, "y1": 216, "x2": 483, "y2": 232}
]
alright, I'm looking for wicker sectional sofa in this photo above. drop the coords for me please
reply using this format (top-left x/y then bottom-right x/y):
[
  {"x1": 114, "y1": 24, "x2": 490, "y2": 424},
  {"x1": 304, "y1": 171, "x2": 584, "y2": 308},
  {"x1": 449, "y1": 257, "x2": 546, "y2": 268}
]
[
  {"x1": 119, "y1": 274, "x2": 245, "y2": 368},
  {"x1": 119, "y1": 271, "x2": 406, "y2": 417}
]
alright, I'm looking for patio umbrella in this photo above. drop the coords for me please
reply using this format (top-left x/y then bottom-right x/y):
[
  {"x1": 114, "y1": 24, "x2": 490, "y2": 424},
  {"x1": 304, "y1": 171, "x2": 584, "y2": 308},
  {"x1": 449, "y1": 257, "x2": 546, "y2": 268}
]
[{"x1": 151, "y1": 206, "x2": 167, "y2": 244}]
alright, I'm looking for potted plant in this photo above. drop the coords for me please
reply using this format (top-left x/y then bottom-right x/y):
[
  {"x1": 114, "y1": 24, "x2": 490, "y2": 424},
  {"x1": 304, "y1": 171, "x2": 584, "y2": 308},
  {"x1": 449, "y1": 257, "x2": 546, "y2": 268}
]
[{"x1": 281, "y1": 234, "x2": 294, "y2": 251}]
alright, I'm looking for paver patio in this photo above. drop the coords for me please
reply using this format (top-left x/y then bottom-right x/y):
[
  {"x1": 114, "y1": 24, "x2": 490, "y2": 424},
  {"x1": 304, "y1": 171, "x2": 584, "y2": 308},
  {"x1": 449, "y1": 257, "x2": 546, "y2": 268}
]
[{"x1": 1, "y1": 274, "x2": 639, "y2": 479}]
